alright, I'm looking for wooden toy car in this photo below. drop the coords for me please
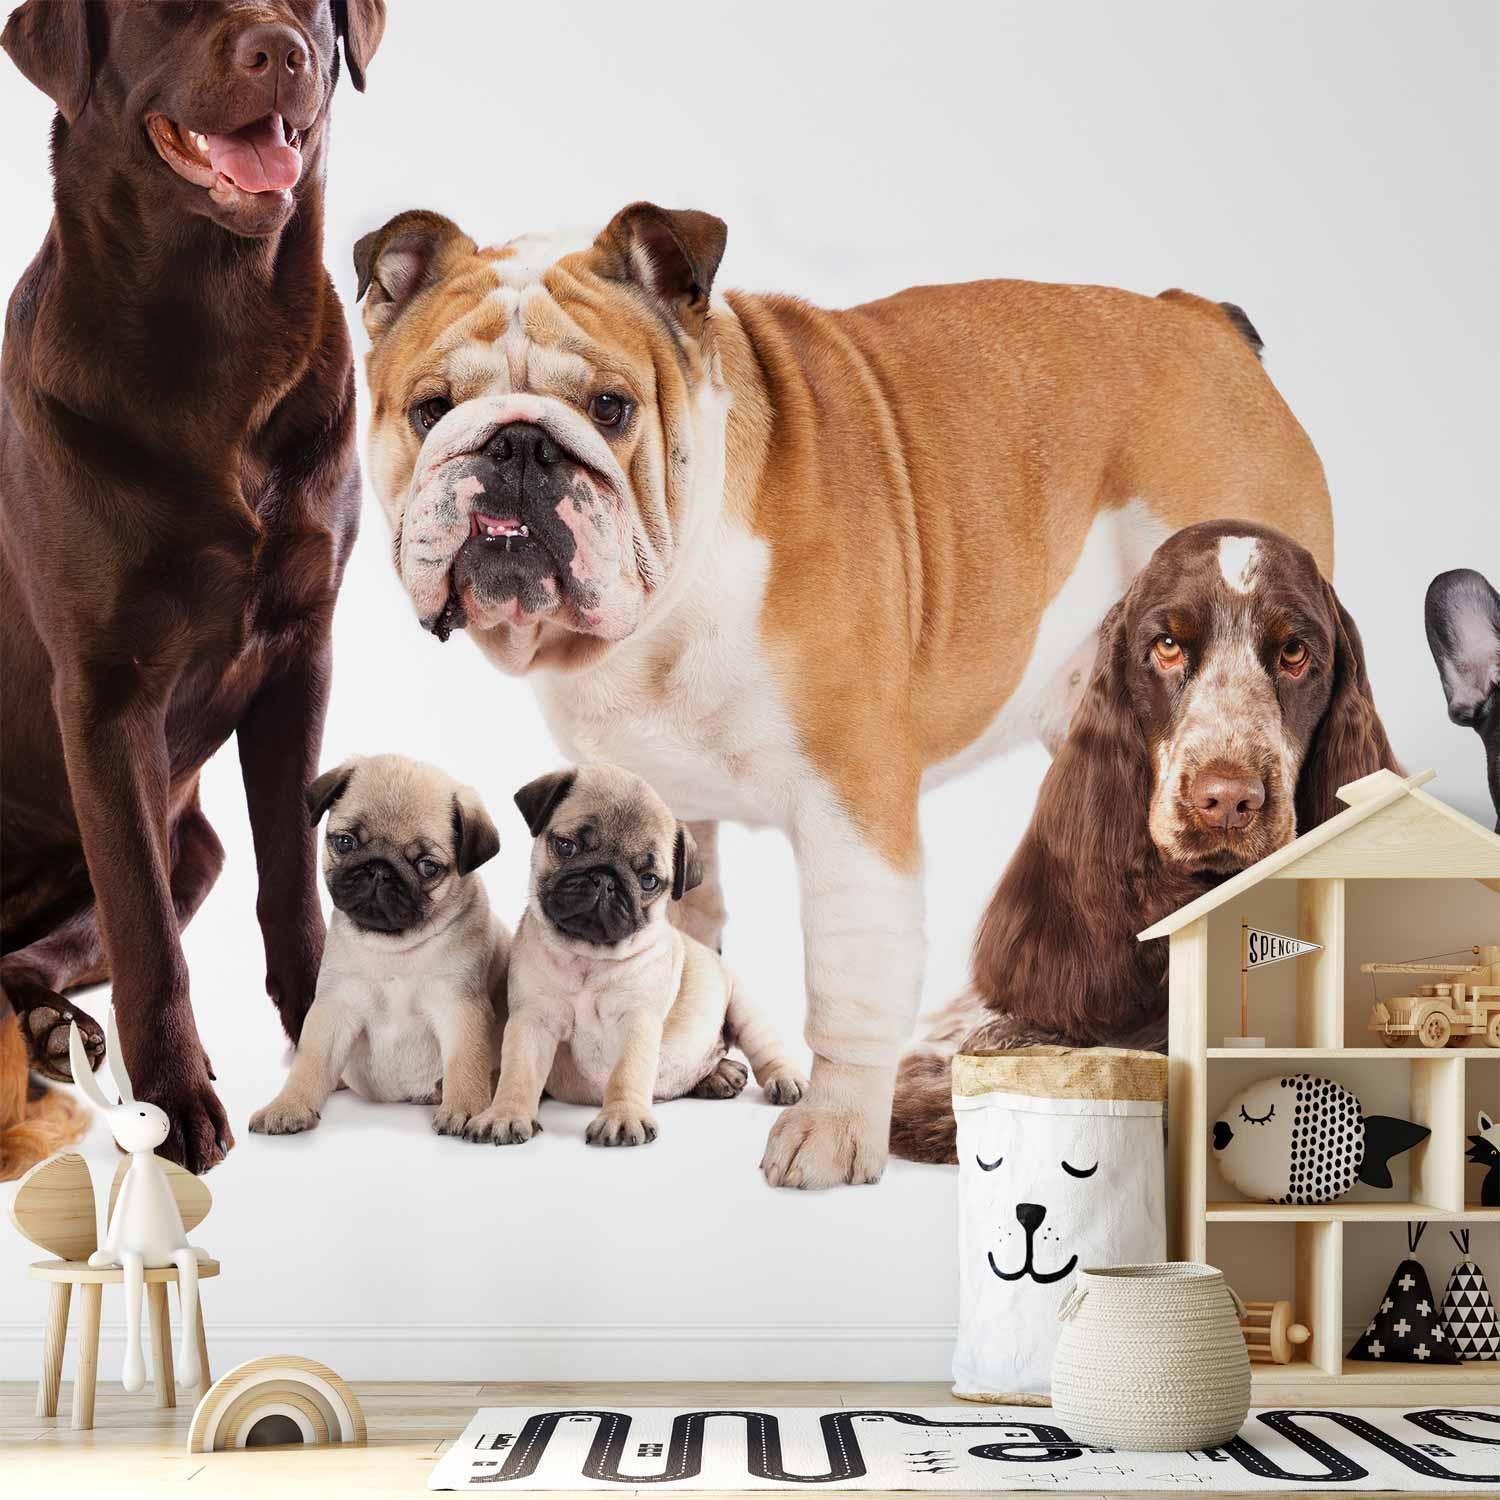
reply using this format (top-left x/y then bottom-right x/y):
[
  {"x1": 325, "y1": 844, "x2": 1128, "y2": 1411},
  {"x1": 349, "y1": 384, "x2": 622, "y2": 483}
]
[{"x1": 1365, "y1": 945, "x2": 1500, "y2": 1047}]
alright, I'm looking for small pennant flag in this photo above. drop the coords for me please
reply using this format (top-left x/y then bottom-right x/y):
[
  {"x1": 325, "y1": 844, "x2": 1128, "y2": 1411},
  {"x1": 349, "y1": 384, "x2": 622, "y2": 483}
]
[{"x1": 1245, "y1": 927, "x2": 1322, "y2": 969}]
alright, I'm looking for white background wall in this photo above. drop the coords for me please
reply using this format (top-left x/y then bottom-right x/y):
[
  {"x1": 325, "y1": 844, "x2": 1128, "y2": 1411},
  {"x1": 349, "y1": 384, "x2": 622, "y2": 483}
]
[{"x1": 1, "y1": 0, "x2": 1495, "y2": 1381}]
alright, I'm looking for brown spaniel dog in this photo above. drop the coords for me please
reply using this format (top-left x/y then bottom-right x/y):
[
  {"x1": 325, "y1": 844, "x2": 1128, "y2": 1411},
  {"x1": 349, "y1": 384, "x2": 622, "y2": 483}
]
[{"x1": 891, "y1": 520, "x2": 1397, "y2": 1163}]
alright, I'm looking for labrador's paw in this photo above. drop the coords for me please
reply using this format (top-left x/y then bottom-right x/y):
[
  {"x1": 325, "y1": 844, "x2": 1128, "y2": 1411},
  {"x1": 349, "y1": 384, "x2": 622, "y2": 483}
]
[
  {"x1": 463, "y1": 1107, "x2": 542, "y2": 1145},
  {"x1": 585, "y1": 1105, "x2": 659, "y2": 1148},
  {"x1": 248, "y1": 1099, "x2": 320, "y2": 1136}
]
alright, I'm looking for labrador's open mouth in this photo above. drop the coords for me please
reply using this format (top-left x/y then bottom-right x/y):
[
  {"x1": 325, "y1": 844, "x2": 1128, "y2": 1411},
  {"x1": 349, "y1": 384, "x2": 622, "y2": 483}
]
[{"x1": 146, "y1": 112, "x2": 303, "y2": 199}]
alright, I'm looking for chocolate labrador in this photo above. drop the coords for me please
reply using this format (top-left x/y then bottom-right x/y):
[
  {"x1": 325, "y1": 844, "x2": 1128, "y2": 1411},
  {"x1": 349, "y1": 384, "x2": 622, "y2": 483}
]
[{"x1": 0, "y1": 0, "x2": 383, "y2": 1171}]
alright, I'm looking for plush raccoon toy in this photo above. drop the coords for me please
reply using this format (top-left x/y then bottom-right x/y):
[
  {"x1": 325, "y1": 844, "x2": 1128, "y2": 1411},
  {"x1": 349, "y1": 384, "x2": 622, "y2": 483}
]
[{"x1": 1468, "y1": 1109, "x2": 1500, "y2": 1208}]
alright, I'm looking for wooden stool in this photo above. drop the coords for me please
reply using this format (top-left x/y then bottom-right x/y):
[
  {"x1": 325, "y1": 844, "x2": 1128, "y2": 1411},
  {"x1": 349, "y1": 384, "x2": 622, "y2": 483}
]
[
  {"x1": 29, "y1": 1258, "x2": 220, "y2": 1429},
  {"x1": 9, "y1": 1151, "x2": 218, "y2": 1433}
]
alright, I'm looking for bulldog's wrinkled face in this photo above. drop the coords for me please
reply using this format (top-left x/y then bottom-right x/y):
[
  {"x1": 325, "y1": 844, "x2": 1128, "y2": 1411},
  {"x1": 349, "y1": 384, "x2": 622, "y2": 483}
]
[
  {"x1": 1117, "y1": 521, "x2": 1348, "y2": 874},
  {"x1": 514, "y1": 764, "x2": 700, "y2": 951},
  {"x1": 354, "y1": 203, "x2": 730, "y2": 674},
  {"x1": 2, "y1": 0, "x2": 384, "y2": 238},
  {"x1": 305, "y1": 753, "x2": 499, "y2": 939}
]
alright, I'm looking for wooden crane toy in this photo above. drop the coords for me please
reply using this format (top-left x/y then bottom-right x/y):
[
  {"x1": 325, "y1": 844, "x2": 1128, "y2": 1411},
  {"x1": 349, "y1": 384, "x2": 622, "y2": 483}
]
[{"x1": 1364, "y1": 944, "x2": 1500, "y2": 1048}]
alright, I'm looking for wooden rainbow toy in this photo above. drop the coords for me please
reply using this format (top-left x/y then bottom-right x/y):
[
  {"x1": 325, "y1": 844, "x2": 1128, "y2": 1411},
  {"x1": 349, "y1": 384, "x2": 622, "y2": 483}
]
[{"x1": 187, "y1": 1355, "x2": 366, "y2": 1452}]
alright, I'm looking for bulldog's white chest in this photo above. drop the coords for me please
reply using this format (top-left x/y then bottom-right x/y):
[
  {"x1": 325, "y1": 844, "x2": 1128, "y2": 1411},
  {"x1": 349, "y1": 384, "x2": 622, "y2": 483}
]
[{"x1": 536, "y1": 521, "x2": 812, "y2": 828}]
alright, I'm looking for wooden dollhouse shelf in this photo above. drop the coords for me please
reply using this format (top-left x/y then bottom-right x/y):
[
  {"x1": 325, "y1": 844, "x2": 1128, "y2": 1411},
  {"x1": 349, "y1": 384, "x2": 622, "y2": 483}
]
[
  {"x1": 1333, "y1": 1359, "x2": 1500, "y2": 1383},
  {"x1": 1206, "y1": 1201, "x2": 1500, "y2": 1223},
  {"x1": 1147, "y1": 770, "x2": 1500, "y2": 1404},
  {"x1": 1207, "y1": 1046, "x2": 1500, "y2": 1060}
]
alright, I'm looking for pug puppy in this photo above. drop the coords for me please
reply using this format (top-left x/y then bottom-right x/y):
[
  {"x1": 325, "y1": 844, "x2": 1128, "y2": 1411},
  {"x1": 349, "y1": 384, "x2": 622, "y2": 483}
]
[
  {"x1": 250, "y1": 754, "x2": 509, "y2": 1139},
  {"x1": 466, "y1": 764, "x2": 806, "y2": 1148}
]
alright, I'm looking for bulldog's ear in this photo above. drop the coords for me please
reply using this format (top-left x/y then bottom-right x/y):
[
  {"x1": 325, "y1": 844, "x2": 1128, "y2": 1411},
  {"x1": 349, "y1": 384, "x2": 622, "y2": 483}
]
[
  {"x1": 333, "y1": 0, "x2": 385, "y2": 92},
  {"x1": 451, "y1": 788, "x2": 500, "y2": 876},
  {"x1": 597, "y1": 203, "x2": 727, "y2": 335},
  {"x1": 2, "y1": 0, "x2": 91, "y2": 123},
  {"x1": 671, "y1": 824, "x2": 703, "y2": 902},
  {"x1": 353, "y1": 210, "x2": 475, "y2": 341},
  {"x1": 305, "y1": 759, "x2": 358, "y2": 827},
  {"x1": 513, "y1": 769, "x2": 577, "y2": 839}
]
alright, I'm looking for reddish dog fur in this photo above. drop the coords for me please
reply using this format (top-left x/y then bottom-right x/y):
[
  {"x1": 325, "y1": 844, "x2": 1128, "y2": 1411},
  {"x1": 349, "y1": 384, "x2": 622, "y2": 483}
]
[
  {"x1": 892, "y1": 522, "x2": 1397, "y2": 1164},
  {"x1": 0, "y1": 0, "x2": 382, "y2": 1174}
]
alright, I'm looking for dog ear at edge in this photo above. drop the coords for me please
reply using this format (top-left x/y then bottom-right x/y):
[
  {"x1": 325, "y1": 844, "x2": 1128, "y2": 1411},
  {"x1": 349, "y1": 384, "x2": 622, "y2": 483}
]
[
  {"x1": 672, "y1": 823, "x2": 703, "y2": 902},
  {"x1": 305, "y1": 759, "x2": 358, "y2": 827},
  {"x1": 352, "y1": 209, "x2": 475, "y2": 342},
  {"x1": 451, "y1": 789, "x2": 500, "y2": 876},
  {"x1": 513, "y1": 769, "x2": 577, "y2": 839},
  {"x1": 1, "y1": 0, "x2": 91, "y2": 123},
  {"x1": 333, "y1": 0, "x2": 385, "y2": 92}
]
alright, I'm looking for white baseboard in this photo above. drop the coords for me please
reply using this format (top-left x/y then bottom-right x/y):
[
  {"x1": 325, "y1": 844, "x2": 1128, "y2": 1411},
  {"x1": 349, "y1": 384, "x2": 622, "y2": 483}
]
[{"x1": 0, "y1": 1320, "x2": 957, "y2": 1383}]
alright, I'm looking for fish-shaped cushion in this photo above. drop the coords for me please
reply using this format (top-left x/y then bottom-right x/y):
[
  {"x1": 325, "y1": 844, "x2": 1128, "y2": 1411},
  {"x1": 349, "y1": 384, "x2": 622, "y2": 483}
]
[{"x1": 1212, "y1": 1075, "x2": 1429, "y2": 1204}]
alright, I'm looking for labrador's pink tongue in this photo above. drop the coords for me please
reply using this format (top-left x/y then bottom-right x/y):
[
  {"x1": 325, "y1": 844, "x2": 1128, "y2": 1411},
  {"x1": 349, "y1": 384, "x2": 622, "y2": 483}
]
[{"x1": 204, "y1": 114, "x2": 300, "y2": 193}]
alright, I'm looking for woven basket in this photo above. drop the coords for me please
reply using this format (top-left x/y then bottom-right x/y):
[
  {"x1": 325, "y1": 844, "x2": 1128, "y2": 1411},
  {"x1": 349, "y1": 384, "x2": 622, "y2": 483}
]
[{"x1": 1051, "y1": 1263, "x2": 1250, "y2": 1450}]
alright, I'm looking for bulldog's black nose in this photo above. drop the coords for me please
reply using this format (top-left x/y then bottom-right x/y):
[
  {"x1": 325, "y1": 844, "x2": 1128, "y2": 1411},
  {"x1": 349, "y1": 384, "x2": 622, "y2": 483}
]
[
  {"x1": 484, "y1": 422, "x2": 559, "y2": 469},
  {"x1": 1016, "y1": 1202, "x2": 1046, "y2": 1234},
  {"x1": 1213, "y1": 1120, "x2": 1234, "y2": 1151}
]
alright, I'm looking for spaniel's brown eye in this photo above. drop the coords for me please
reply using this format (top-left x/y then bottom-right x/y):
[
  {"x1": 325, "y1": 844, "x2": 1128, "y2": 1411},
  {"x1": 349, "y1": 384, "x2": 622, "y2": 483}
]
[
  {"x1": 1280, "y1": 638, "x2": 1309, "y2": 673},
  {"x1": 410, "y1": 396, "x2": 452, "y2": 435},
  {"x1": 1152, "y1": 635, "x2": 1184, "y2": 669},
  {"x1": 588, "y1": 392, "x2": 629, "y2": 429}
]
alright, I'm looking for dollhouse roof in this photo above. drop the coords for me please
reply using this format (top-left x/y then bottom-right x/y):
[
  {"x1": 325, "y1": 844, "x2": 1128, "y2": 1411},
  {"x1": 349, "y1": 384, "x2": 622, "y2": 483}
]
[{"x1": 1137, "y1": 769, "x2": 1500, "y2": 941}]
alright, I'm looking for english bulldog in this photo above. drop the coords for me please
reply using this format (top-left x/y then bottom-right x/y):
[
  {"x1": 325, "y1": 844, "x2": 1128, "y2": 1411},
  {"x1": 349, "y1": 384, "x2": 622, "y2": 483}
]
[{"x1": 352, "y1": 200, "x2": 1334, "y2": 1188}]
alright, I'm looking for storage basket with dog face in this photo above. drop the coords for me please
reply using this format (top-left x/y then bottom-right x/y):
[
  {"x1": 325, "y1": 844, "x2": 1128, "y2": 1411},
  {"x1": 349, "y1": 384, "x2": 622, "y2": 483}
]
[{"x1": 951, "y1": 1046, "x2": 1168, "y2": 1402}]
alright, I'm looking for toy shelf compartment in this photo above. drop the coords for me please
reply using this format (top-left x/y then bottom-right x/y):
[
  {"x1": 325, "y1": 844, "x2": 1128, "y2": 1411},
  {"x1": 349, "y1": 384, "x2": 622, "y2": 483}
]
[
  {"x1": 1206, "y1": 1216, "x2": 1500, "y2": 1403},
  {"x1": 1203, "y1": 1051, "x2": 1475, "y2": 1220}
]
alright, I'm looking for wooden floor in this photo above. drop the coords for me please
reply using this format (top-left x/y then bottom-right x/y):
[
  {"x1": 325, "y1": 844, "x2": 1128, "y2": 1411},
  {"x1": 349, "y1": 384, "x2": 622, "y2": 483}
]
[{"x1": 0, "y1": 1378, "x2": 1449, "y2": 1498}]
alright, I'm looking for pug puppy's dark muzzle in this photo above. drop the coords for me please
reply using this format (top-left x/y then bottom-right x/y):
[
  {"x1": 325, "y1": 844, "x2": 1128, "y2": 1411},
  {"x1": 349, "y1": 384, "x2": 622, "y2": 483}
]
[
  {"x1": 541, "y1": 863, "x2": 643, "y2": 946},
  {"x1": 330, "y1": 856, "x2": 424, "y2": 934}
]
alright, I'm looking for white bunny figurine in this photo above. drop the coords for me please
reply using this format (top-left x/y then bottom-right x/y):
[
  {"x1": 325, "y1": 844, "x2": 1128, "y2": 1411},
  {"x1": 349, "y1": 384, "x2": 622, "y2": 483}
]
[{"x1": 69, "y1": 1014, "x2": 210, "y2": 1393}]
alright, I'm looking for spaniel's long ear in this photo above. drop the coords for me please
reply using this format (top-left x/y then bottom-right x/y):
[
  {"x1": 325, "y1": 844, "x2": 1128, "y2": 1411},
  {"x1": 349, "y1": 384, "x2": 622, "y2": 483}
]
[
  {"x1": 1296, "y1": 582, "x2": 1400, "y2": 831},
  {"x1": 969, "y1": 597, "x2": 1164, "y2": 1045},
  {"x1": 1031, "y1": 599, "x2": 1157, "y2": 885},
  {"x1": 1, "y1": 0, "x2": 91, "y2": 122}
]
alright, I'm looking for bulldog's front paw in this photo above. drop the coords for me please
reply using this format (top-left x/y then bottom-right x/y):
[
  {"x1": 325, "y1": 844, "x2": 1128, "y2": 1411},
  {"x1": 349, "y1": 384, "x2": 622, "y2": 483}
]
[
  {"x1": 586, "y1": 1105, "x2": 659, "y2": 1148},
  {"x1": 249, "y1": 1099, "x2": 320, "y2": 1136},
  {"x1": 463, "y1": 1106, "x2": 542, "y2": 1145},
  {"x1": 759, "y1": 1060, "x2": 891, "y2": 1188},
  {"x1": 431, "y1": 1099, "x2": 477, "y2": 1137},
  {"x1": 762, "y1": 1067, "x2": 809, "y2": 1107}
]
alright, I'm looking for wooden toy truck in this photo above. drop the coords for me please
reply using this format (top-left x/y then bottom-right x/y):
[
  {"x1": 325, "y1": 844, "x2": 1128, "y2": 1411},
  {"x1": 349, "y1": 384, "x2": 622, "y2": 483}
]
[{"x1": 1365, "y1": 945, "x2": 1500, "y2": 1047}]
